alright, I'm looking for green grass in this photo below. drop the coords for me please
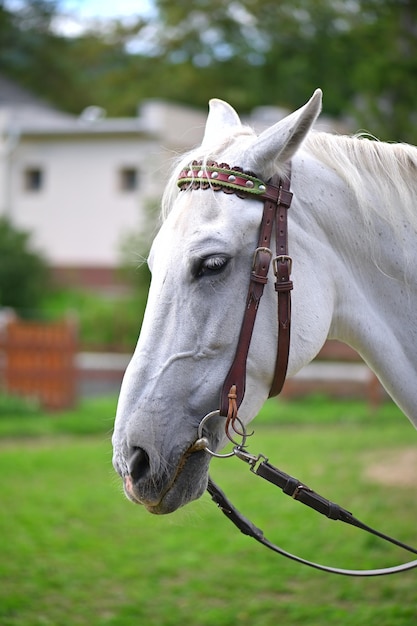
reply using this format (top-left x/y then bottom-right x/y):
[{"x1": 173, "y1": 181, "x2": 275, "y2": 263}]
[
  {"x1": 1, "y1": 396, "x2": 417, "y2": 625},
  {"x1": 0, "y1": 394, "x2": 116, "y2": 438}
]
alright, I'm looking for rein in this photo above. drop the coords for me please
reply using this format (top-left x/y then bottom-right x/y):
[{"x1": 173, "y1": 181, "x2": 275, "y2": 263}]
[
  {"x1": 206, "y1": 448, "x2": 417, "y2": 577},
  {"x1": 177, "y1": 160, "x2": 417, "y2": 577}
]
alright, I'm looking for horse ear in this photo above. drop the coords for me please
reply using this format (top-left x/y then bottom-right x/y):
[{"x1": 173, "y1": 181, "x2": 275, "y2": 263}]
[
  {"x1": 246, "y1": 89, "x2": 323, "y2": 176},
  {"x1": 201, "y1": 98, "x2": 242, "y2": 147}
]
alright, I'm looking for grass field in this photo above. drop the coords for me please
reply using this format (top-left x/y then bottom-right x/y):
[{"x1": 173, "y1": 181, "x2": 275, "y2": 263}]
[{"x1": 1, "y1": 395, "x2": 417, "y2": 625}]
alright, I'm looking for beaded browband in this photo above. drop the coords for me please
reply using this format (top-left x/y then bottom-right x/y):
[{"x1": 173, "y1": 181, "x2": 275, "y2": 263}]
[{"x1": 177, "y1": 160, "x2": 269, "y2": 198}]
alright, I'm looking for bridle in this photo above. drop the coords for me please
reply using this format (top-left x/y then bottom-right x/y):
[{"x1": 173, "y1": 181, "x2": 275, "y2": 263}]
[
  {"x1": 177, "y1": 160, "x2": 417, "y2": 576},
  {"x1": 178, "y1": 160, "x2": 292, "y2": 415}
]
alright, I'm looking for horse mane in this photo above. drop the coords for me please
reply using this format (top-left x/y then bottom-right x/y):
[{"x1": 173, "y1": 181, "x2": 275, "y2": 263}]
[
  {"x1": 305, "y1": 132, "x2": 417, "y2": 234},
  {"x1": 162, "y1": 125, "x2": 417, "y2": 239}
]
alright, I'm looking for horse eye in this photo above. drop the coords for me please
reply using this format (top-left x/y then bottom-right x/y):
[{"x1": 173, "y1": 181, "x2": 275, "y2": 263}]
[{"x1": 196, "y1": 255, "x2": 229, "y2": 278}]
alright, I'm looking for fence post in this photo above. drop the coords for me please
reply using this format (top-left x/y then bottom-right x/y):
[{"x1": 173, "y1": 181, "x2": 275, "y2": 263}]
[{"x1": 1, "y1": 317, "x2": 78, "y2": 410}]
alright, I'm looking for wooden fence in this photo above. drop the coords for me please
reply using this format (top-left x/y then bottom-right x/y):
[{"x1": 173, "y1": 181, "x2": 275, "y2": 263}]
[
  {"x1": 0, "y1": 319, "x2": 384, "y2": 410},
  {"x1": 0, "y1": 319, "x2": 77, "y2": 410}
]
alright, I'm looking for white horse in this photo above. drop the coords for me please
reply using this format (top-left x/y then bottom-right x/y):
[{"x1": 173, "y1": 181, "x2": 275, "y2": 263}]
[{"x1": 112, "y1": 89, "x2": 417, "y2": 515}]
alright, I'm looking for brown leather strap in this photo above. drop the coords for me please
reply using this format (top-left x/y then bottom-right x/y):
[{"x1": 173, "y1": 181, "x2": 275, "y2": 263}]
[
  {"x1": 219, "y1": 169, "x2": 293, "y2": 416},
  {"x1": 207, "y1": 472, "x2": 417, "y2": 576},
  {"x1": 219, "y1": 195, "x2": 277, "y2": 416},
  {"x1": 269, "y1": 172, "x2": 293, "y2": 397}
]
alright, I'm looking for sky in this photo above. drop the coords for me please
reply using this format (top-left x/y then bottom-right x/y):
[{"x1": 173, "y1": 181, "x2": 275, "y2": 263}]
[
  {"x1": 58, "y1": 0, "x2": 154, "y2": 21},
  {"x1": 6, "y1": 0, "x2": 155, "y2": 36},
  {"x1": 61, "y1": 1, "x2": 156, "y2": 36},
  {"x1": 56, "y1": 0, "x2": 155, "y2": 36}
]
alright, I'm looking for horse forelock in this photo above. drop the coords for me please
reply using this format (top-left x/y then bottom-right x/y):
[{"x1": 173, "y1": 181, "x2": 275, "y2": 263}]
[{"x1": 161, "y1": 127, "x2": 256, "y2": 221}]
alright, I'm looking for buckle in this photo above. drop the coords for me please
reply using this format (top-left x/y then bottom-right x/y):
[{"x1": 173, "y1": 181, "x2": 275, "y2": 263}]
[
  {"x1": 273, "y1": 255, "x2": 292, "y2": 276},
  {"x1": 252, "y1": 247, "x2": 272, "y2": 271}
]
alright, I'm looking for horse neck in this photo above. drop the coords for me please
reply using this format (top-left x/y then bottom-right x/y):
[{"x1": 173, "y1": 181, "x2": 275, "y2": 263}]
[
  {"x1": 291, "y1": 147, "x2": 416, "y2": 301},
  {"x1": 290, "y1": 150, "x2": 417, "y2": 424}
]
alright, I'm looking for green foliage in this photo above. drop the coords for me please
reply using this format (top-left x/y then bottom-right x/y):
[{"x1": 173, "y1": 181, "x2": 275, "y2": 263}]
[
  {"x1": 0, "y1": 0, "x2": 87, "y2": 112},
  {"x1": 0, "y1": 217, "x2": 50, "y2": 315},
  {"x1": 42, "y1": 286, "x2": 147, "y2": 350},
  {"x1": 78, "y1": 294, "x2": 144, "y2": 350},
  {"x1": 349, "y1": 0, "x2": 417, "y2": 141},
  {"x1": 0, "y1": 392, "x2": 41, "y2": 417},
  {"x1": 2, "y1": 1, "x2": 417, "y2": 141}
]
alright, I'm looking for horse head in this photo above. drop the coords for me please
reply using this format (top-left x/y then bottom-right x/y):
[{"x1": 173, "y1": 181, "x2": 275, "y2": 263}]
[{"x1": 112, "y1": 90, "x2": 327, "y2": 514}]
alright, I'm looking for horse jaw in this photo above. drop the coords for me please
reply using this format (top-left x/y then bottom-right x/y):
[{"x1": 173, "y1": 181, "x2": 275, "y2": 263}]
[{"x1": 244, "y1": 89, "x2": 322, "y2": 178}]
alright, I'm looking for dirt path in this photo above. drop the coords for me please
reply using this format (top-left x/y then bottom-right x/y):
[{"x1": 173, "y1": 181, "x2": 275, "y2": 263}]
[{"x1": 364, "y1": 447, "x2": 417, "y2": 487}]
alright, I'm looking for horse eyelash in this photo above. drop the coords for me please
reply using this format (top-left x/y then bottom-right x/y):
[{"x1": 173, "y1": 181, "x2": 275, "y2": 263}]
[{"x1": 196, "y1": 255, "x2": 229, "y2": 278}]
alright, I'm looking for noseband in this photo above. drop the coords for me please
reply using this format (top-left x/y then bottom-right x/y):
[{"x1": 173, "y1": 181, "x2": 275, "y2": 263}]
[{"x1": 177, "y1": 161, "x2": 417, "y2": 576}]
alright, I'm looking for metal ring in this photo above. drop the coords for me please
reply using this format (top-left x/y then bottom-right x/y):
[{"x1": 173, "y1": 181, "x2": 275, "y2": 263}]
[{"x1": 196, "y1": 410, "x2": 247, "y2": 458}]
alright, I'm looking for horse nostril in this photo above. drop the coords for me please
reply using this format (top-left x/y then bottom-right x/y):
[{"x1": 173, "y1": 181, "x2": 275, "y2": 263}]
[{"x1": 128, "y1": 447, "x2": 150, "y2": 482}]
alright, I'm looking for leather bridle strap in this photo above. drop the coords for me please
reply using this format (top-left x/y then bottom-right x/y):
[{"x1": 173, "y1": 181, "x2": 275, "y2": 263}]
[
  {"x1": 219, "y1": 171, "x2": 293, "y2": 416},
  {"x1": 269, "y1": 172, "x2": 293, "y2": 397},
  {"x1": 207, "y1": 454, "x2": 417, "y2": 576},
  {"x1": 177, "y1": 160, "x2": 293, "y2": 415}
]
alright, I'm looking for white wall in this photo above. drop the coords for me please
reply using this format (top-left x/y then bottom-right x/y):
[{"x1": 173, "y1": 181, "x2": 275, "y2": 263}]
[
  {"x1": 8, "y1": 134, "x2": 166, "y2": 267},
  {"x1": 0, "y1": 97, "x2": 209, "y2": 273}
]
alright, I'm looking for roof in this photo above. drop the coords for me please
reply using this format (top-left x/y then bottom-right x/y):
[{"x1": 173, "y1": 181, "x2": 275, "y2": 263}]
[
  {"x1": 0, "y1": 75, "x2": 152, "y2": 138},
  {"x1": 0, "y1": 74, "x2": 59, "y2": 109}
]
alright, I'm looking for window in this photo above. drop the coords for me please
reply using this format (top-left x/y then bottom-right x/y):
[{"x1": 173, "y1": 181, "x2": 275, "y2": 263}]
[
  {"x1": 24, "y1": 168, "x2": 43, "y2": 191},
  {"x1": 119, "y1": 167, "x2": 138, "y2": 191}
]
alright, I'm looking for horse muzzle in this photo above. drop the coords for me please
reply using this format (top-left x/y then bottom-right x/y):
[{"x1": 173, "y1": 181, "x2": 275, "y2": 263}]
[{"x1": 120, "y1": 445, "x2": 211, "y2": 514}]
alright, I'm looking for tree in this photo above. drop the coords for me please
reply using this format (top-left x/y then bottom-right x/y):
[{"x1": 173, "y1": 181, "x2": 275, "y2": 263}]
[
  {"x1": 145, "y1": 0, "x2": 417, "y2": 139},
  {"x1": 0, "y1": 218, "x2": 50, "y2": 315},
  {"x1": 2, "y1": 0, "x2": 417, "y2": 141},
  {"x1": 349, "y1": 0, "x2": 417, "y2": 142}
]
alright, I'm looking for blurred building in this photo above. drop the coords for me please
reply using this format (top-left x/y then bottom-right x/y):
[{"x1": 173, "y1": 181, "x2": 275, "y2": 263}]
[
  {"x1": 0, "y1": 76, "x2": 349, "y2": 292},
  {"x1": 0, "y1": 75, "x2": 206, "y2": 291}
]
